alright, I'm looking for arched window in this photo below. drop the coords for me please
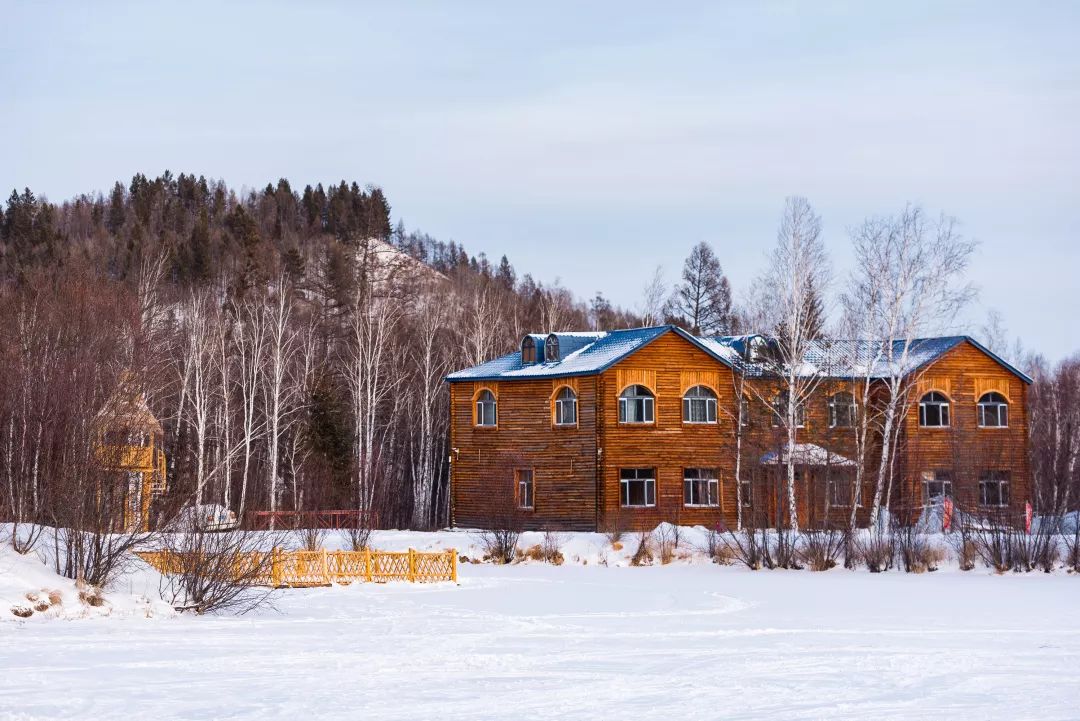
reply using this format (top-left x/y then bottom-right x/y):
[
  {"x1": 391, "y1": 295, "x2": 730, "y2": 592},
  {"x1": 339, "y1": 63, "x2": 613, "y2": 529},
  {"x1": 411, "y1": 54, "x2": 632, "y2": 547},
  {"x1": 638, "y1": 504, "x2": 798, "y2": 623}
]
[
  {"x1": 475, "y1": 389, "x2": 497, "y2": 427},
  {"x1": 554, "y1": 386, "x2": 577, "y2": 426},
  {"x1": 918, "y1": 391, "x2": 950, "y2": 427},
  {"x1": 682, "y1": 386, "x2": 717, "y2": 423},
  {"x1": 521, "y1": 336, "x2": 537, "y2": 365},
  {"x1": 771, "y1": 390, "x2": 805, "y2": 427},
  {"x1": 618, "y1": 385, "x2": 654, "y2": 424},
  {"x1": 545, "y1": 334, "x2": 560, "y2": 362},
  {"x1": 977, "y1": 392, "x2": 1009, "y2": 428},
  {"x1": 828, "y1": 392, "x2": 856, "y2": 428}
]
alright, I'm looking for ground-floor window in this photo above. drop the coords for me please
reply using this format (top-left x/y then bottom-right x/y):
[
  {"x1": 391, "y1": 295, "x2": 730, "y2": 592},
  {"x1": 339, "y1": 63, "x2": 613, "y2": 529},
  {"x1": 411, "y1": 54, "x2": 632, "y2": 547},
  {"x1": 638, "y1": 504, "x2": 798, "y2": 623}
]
[
  {"x1": 827, "y1": 471, "x2": 859, "y2": 507},
  {"x1": 683, "y1": 468, "x2": 719, "y2": 507},
  {"x1": 921, "y1": 470, "x2": 953, "y2": 505},
  {"x1": 740, "y1": 478, "x2": 752, "y2": 508},
  {"x1": 515, "y1": 468, "x2": 534, "y2": 510},
  {"x1": 979, "y1": 470, "x2": 1010, "y2": 507},
  {"x1": 620, "y1": 468, "x2": 656, "y2": 507}
]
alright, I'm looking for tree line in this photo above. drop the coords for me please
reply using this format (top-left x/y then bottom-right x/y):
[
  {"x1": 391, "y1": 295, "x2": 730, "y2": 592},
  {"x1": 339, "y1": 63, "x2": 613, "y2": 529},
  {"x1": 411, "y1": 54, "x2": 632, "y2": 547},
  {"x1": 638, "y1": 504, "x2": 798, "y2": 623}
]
[{"x1": 0, "y1": 175, "x2": 1076, "y2": 547}]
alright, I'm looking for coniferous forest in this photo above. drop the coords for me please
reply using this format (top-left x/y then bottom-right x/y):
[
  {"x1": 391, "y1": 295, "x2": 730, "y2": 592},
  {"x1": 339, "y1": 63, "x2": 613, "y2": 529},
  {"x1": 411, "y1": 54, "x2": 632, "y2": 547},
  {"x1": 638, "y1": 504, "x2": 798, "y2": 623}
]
[{"x1": 0, "y1": 172, "x2": 638, "y2": 531}]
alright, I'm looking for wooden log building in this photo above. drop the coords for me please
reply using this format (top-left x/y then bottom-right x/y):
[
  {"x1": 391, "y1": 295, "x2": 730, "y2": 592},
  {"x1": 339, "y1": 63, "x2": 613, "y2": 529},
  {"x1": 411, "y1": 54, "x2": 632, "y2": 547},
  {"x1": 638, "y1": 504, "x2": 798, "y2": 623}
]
[{"x1": 445, "y1": 326, "x2": 1031, "y2": 531}]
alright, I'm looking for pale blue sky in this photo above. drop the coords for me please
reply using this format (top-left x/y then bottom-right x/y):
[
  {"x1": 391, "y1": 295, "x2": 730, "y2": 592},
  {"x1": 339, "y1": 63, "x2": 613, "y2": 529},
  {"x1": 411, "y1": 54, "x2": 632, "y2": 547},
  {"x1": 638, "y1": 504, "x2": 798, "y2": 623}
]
[{"x1": 2, "y1": 1, "x2": 1078, "y2": 358}]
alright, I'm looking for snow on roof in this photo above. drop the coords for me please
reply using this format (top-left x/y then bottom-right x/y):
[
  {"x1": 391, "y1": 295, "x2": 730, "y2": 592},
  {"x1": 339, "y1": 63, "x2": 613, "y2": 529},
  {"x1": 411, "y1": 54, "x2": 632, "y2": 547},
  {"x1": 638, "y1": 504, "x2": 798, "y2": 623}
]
[
  {"x1": 446, "y1": 327, "x2": 1031, "y2": 384},
  {"x1": 446, "y1": 327, "x2": 673, "y2": 381},
  {"x1": 760, "y1": 444, "x2": 856, "y2": 467}
]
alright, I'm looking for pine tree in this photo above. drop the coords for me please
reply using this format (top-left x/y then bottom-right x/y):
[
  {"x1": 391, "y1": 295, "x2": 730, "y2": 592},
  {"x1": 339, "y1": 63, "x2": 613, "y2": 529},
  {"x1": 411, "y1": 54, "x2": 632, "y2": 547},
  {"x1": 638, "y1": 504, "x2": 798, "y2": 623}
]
[
  {"x1": 673, "y1": 241, "x2": 733, "y2": 335},
  {"x1": 496, "y1": 255, "x2": 516, "y2": 290}
]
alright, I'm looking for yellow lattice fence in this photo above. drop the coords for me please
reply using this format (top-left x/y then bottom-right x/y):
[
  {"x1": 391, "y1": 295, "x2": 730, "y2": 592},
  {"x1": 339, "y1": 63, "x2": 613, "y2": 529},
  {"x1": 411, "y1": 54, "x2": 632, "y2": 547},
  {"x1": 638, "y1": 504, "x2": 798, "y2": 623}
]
[{"x1": 137, "y1": 548, "x2": 458, "y2": 588}]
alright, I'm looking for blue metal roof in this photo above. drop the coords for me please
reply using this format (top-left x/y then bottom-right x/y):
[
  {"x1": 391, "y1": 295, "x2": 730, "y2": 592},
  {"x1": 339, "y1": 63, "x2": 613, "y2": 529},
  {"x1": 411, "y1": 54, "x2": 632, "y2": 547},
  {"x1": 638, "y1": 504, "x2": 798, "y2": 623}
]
[
  {"x1": 446, "y1": 327, "x2": 1032, "y2": 384},
  {"x1": 445, "y1": 326, "x2": 735, "y2": 382}
]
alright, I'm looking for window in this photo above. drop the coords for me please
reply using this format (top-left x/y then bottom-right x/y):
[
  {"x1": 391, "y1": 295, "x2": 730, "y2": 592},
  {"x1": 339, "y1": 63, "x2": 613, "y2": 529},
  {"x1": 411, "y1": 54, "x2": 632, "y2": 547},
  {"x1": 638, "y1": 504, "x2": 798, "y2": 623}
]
[
  {"x1": 977, "y1": 392, "x2": 1009, "y2": 428},
  {"x1": 683, "y1": 468, "x2": 719, "y2": 506},
  {"x1": 475, "y1": 389, "x2": 497, "y2": 426},
  {"x1": 979, "y1": 471, "x2": 1010, "y2": 507},
  {"x1": 516, "y1": 469, "x2": 534, "y2": 509},
  {"x1": 521, "y1": 336, "x2": 537, "y2": 364},
  {"x1": 618, "y1": 385, "x2": 655, "y2": 424},
  {"x1": 828, "y1": 392, "x2": 856, "y2": 429},
  {"x1": 921, "y1": 470, "x2": 953, "y2": 505},
  {"x1": 554, "y1": 386, "x2": 577, "y2": 426},
  {"x1": 620, "y1": 468, "x2": 656, "y2": 507},
  {"x1": 828, "y1": 471, "x2": 859, "y2": 506},
  {"x1": 771, "y1": 390, "x2": 805, "y2": 427},
  {"x1": 682, "y1": 386, "x2": 717, "y2": 424},
  {"x1": 918, "y1": 391, "x2": 950, "y2": 427},
  {"x1": 545, "y1": 334, "x2": 560, "y2": 362},
  {"x1": 739, "y1": 478, "x2": 752, "y2": 507},
  {"x1": 739, "y1": 396, "x2": 750, "y2": 427}
]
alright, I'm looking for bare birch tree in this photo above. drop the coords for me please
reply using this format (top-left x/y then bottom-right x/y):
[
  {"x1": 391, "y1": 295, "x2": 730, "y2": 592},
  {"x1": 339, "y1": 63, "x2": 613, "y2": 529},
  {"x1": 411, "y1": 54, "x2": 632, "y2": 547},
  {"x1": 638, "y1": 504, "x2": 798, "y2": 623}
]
[
  {"x1": 843, "y1": 205, "x2": 976, "y2": 529},
  {"x1": 756, "y1": 196, "x2": 831, "y2": 533}
]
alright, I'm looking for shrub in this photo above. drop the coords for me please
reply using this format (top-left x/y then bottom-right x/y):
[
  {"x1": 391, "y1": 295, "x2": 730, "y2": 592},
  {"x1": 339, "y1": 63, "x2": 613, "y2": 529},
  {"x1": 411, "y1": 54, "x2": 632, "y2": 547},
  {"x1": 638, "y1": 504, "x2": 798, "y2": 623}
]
[
  {"x1": 799, "y1": 528, "x2": 846, "y2": 572},
  {"x1": 630, "y1": 532, "x2": 653, "y2": 566},
  {"x1": 296, "y1": 526, "x2": 327, "y2": 552},
  {"x1": 654, "y1": 525, "x2": 676, "y2": 565},
  {"x1": 895, "y1": 523, "x2": 942, "y2": 573},
  {"x1": 11, "y1": 606, "x2": 33, "y2": 618},
  {"x1": 477, "y1": 527, "x2": 520, "y2": 564},
  {"x1": 857, "y1": 527, "x2": 895, "y2": 572},
  {"x1": 602, "y1": 510, "x2": 627, "y2": 545},
  {"x1": 539, "y1": 530, "x2": 564, "y2": 565}
]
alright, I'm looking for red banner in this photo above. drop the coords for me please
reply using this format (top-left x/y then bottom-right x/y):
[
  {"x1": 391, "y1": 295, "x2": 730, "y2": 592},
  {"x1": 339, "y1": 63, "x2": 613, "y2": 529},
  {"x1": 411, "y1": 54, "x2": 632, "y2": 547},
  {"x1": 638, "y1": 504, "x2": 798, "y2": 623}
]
[
  {"x1": 1025, "y1": 501, "x2": 1033, "y2": 535},
  {"x1": 942, "y1": 497, "x2": 954, "y2": 533}
]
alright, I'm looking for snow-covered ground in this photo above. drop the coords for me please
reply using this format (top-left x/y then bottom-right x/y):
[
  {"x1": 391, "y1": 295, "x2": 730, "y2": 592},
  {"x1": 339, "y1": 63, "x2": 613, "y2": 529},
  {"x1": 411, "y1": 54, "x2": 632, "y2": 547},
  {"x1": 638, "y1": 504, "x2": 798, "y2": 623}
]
[{"x1": 2, "y1": 529, "x2": 1079, "y2": 720}]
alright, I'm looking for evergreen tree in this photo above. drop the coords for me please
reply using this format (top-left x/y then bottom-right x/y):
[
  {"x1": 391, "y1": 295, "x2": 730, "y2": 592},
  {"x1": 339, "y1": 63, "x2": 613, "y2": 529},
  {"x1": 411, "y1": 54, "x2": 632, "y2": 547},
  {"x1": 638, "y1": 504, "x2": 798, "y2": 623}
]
[{"x1": 672, "y1": 241, "x2": 733, "y2": 335}]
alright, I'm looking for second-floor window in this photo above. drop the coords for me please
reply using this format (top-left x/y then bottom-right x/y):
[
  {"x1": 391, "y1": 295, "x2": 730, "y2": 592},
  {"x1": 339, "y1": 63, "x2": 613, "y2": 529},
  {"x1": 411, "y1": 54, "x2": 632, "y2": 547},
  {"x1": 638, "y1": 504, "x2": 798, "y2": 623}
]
[
  {"x1": 771, "y1": 390, "x2": 805, "y2": 428},
  {"x1": 619, "y1": 385, "x2": 655, "y2": 424},
  {"x1": 682, "y1": 386, "x2": 717, "y2": 424},
  {"x1": 918, "y1": 391, "x2": 950, "y2": 428},
  {"x1": 828, "y1": 392, "x2": 856, "y2": 428},
  {"x1": 977, "y1": 392, "x2": 1009, "y2": 428},
  {"x1": 475, "y1": 389, "x2": 497, "y2": 427},
  {"x1": 554, "y1": 387, "x2": 577, "y2": 426}
]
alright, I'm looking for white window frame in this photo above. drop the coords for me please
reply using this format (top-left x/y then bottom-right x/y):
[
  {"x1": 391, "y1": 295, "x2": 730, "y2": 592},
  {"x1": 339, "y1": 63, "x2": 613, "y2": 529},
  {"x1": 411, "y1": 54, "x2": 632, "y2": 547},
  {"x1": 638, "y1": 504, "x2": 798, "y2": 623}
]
[
  {"x1": 554, "y1": 387, "x2": 577, "y2": 426},
  {"x1": 620, "y1": 468, "x2": 656, "y2": 507},
  {"x1": 978, "y1": 471, "x2": 1010, "y2": 508},
  {"x1": 682, "y1": 386, "x2": 718, "y2": 424},
  {"x1": 618, "y1": 386, "x2": 655, "y2": 424},
  {"x1": 828, "y1": 392, "x2": 856, "y2": 429},
  {"x1": 921, "y1": 469, "x2": 953, "y2": 506},
  {"x1": 683, "y1": 468, "x2": 720, "y2": 507},
  {"x1": 516, "y1": 468, "x2": 534, "y2": 510},
  {"x1": 475, "y1": 389, "x2": 497, "y2": 427},
  {"x1": 771, "y1": 391, "x2": 805, "y2": 428},
  {"x1": 918, "y1": 392, "x2": 951, "y2": 428},
  {"x1": 977, "y1": 392, "x2": 1009, "y2": 428}
]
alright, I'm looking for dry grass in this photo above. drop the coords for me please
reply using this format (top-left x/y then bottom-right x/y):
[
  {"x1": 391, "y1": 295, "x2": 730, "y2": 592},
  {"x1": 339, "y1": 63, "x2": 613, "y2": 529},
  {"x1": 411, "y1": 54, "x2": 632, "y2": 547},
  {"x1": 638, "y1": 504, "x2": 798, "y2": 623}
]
[
  {"x1": 10, "y1": 605, "x2": 33, "y2": 618},
  {"x1": 630, "y1": 533, "x2": 653, "y2": 566}
]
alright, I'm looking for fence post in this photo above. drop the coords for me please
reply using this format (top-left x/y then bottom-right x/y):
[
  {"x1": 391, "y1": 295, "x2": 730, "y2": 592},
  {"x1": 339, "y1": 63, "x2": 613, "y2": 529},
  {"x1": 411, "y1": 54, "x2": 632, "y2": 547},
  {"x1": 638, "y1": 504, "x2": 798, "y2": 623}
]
[
  {"x1": 321, "y1": 548, "x2": 330, "y2": 585},
  {"x1": 364, "y1": 547, "x2": 372, "y2": 582},
  {"x1": 449, "y1": 548, "x2": 458, "y2": 584},
  {"x1": 408, "y1": 548, "x2": 416, "y2": 582},
  {"x1": 271, "y1": 547, "x2": 282, "y2": 587}
]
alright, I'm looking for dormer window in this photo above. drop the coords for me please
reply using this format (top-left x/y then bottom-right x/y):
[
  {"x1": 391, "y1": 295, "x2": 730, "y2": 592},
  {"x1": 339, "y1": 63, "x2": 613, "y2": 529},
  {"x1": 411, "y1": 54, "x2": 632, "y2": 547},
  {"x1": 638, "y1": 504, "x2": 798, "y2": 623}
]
[
  {"x1": 521, "y1": 336, "x2": 537, "y2": 365},
  {"x1": 545, "y1": 334, "x2": 560, "y2": 362}
]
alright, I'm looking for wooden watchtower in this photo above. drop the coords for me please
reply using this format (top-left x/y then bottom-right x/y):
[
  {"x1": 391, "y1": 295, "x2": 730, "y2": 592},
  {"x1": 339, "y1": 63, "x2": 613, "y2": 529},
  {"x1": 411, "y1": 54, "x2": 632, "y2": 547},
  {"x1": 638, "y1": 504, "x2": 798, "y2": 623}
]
[{"x1": 95, "y1": 385, "x2": 167, "y2": 532}]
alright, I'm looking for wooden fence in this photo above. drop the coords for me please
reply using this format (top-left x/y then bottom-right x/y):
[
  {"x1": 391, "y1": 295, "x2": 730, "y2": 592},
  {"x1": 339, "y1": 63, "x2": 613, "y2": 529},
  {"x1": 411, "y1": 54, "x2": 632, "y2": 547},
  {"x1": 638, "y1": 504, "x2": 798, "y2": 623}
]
[
  {"x1": 244, "y1": 510, "x2": 378, "y2": 530},
  {"x1": 137, "y1": 547, "x2": 458, "y2": 587}
]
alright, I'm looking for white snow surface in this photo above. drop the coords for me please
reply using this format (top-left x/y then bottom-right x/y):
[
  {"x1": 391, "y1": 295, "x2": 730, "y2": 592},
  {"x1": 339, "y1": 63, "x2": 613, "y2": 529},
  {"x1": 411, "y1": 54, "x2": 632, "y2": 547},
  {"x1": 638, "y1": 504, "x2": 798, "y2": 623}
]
[{"x1": 1, "y1": 528, "x2": 1079, "y2": 720}]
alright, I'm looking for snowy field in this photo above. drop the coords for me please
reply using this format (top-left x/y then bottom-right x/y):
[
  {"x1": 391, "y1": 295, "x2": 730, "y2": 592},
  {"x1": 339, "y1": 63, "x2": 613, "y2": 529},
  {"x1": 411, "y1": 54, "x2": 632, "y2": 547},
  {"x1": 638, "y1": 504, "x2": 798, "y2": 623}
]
[{"x1": 2, "y1": 530, "x2": 1079, "y2": 721}]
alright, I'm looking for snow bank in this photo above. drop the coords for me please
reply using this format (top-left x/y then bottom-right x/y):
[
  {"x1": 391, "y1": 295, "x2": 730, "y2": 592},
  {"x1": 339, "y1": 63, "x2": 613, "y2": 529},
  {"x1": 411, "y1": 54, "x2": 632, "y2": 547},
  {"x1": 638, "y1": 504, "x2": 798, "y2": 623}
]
[{"x1": 0, "y1": 544, "x2": 174, "y2": 622}]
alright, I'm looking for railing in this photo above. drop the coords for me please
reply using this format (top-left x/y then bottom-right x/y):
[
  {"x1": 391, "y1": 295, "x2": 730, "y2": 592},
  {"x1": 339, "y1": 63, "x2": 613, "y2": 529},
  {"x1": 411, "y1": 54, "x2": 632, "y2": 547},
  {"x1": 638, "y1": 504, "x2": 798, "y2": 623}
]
[
  {"x1": 137, "y1": 547, "x2": 458, "y2": 587},
  {"x1": 244, "y1": 510, "x2": 378, "y2": 530}
]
